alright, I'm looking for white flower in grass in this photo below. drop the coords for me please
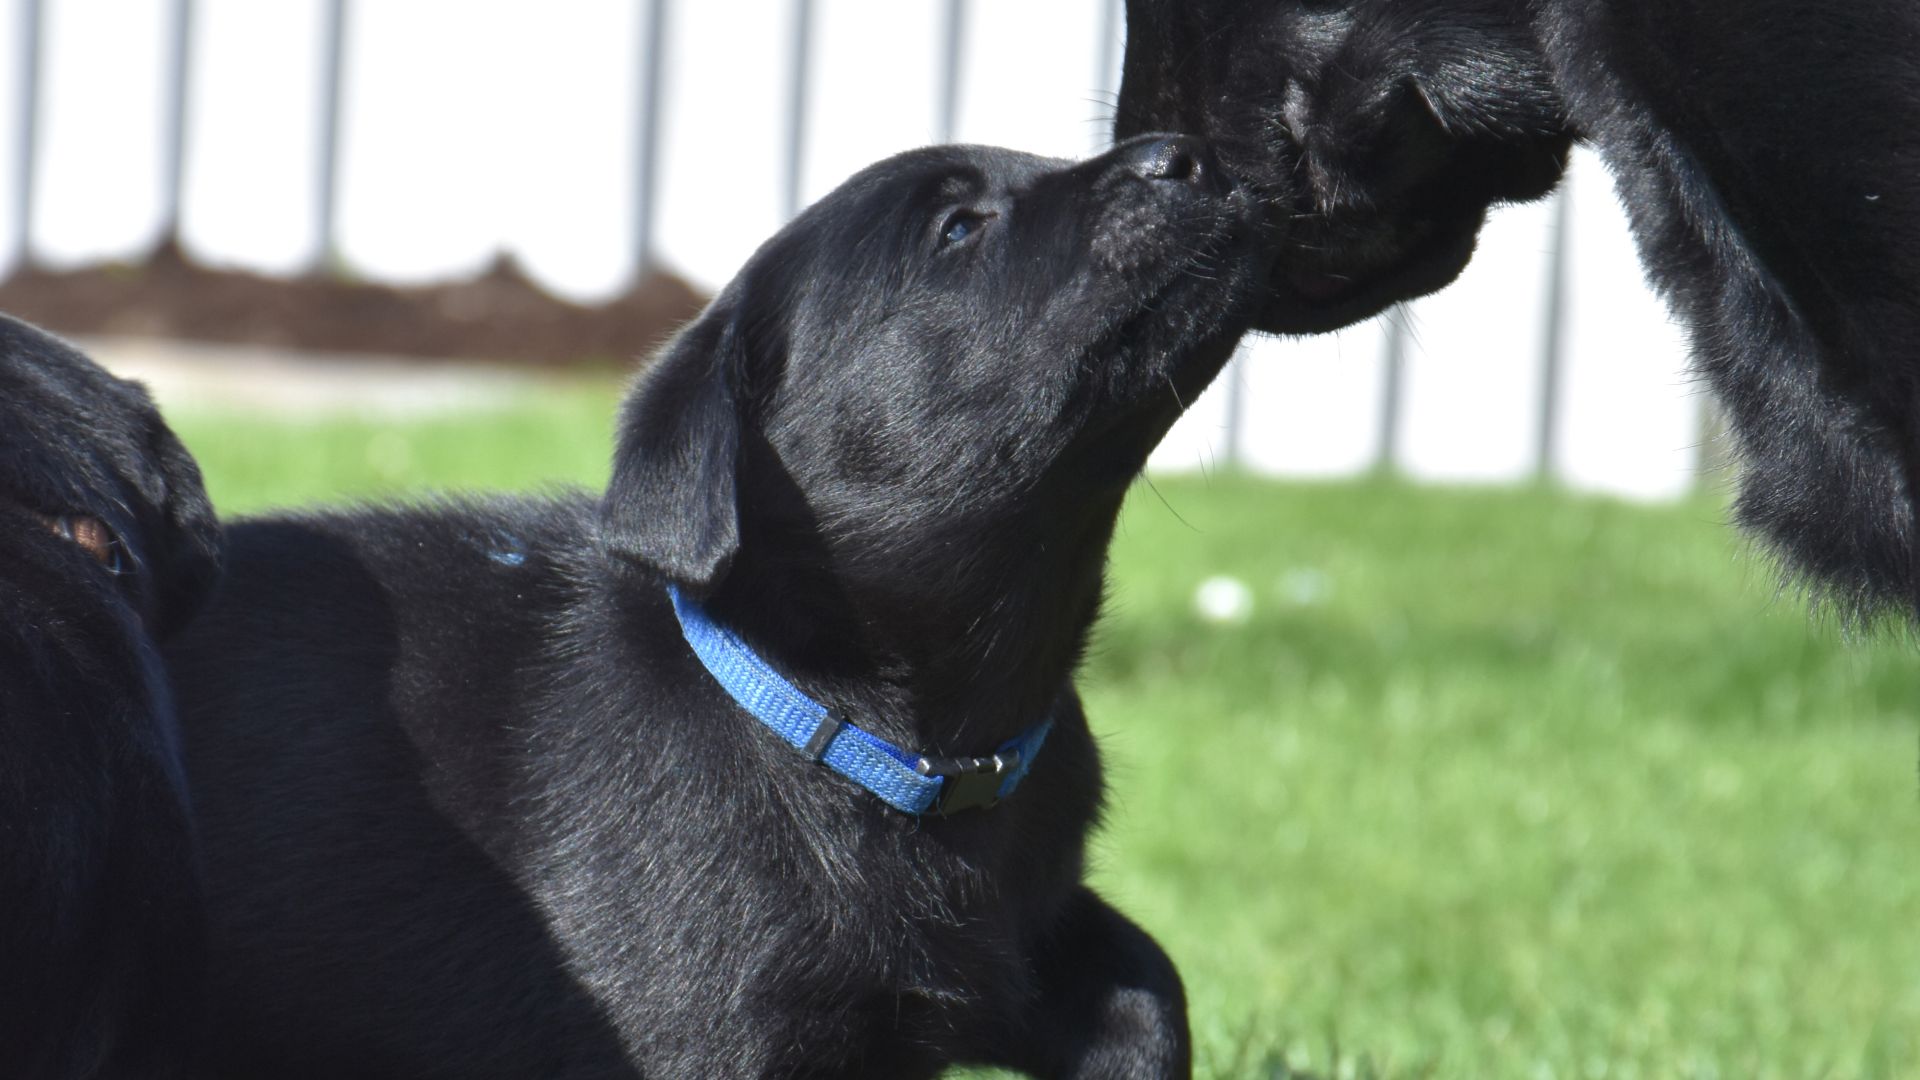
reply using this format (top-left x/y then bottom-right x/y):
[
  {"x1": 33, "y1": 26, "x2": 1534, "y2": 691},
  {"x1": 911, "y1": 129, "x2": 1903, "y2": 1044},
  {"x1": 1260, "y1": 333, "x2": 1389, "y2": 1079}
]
[{"x1": 1193, "y1": 575, "x2": 1253, "y2": 624}]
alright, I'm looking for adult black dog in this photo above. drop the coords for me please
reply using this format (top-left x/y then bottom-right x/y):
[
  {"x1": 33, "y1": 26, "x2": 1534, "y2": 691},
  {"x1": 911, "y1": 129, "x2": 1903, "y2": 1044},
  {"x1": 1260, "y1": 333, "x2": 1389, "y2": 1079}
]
[
  {"x1": 1117, "y1": 0, "x2": 1920, "y2": 622},
  {"x1": 0, "y1": 315, "x2": 222, "y2": 1078},
  {"x1": 165, "y1": 134, "x2": 1270, "y2": 1078}
]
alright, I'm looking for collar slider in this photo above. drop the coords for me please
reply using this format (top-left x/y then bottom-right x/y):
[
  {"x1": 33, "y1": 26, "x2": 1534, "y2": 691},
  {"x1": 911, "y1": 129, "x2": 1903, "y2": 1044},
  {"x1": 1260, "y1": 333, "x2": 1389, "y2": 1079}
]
[{"x1": 802, "y1": 713, "x2": 844, "y2": 763}]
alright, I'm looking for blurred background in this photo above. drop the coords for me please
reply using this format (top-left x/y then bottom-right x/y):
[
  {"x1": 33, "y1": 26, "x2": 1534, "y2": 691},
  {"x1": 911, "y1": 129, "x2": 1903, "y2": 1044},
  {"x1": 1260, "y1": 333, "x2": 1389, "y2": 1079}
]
[
  {"x1": 0, "y1": 0, "x2": 1703, "y2": 499},
  {"x1": 3, "y1": 2, "x2": 1913, "y2": 1078}
]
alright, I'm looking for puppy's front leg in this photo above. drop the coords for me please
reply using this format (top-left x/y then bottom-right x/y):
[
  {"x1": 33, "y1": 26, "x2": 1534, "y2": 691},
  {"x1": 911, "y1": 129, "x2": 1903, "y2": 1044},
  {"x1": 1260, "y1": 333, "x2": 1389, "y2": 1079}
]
[{"x1": 989, "y1": 886, "x2": 1191, "y2": 1079}]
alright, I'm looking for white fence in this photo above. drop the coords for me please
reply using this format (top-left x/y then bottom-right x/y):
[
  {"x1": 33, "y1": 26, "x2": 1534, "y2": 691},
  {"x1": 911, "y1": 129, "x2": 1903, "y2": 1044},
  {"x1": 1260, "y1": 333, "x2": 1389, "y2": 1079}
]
[
  {"x1": 0, "y1": 0, "x2": 1702, "y2": 499},
  {"x1": 1155, "y1": 146, "x2": 1703, "y2": 501}
]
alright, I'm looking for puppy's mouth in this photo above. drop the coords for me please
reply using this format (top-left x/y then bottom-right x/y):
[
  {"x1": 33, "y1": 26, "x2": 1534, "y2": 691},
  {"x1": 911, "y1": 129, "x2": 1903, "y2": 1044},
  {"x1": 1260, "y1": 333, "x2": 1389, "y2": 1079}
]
[
  {"x1": 1153, "y1": 214, "x2": 1269, "y2": 336},
  {"x1": 1111, "y1": 189, "x2": 1271, "y2": 366},
  {"x1": 1078, "y1": 179, "x2": 1272, "y2": 469}
]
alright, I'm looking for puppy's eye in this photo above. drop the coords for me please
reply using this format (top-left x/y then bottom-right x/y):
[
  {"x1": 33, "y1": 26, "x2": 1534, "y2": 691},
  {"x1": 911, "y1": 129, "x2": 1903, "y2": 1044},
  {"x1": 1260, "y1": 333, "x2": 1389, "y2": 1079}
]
[{"x1": 939, "y1": 210, "x2": 990, "y2": 246}]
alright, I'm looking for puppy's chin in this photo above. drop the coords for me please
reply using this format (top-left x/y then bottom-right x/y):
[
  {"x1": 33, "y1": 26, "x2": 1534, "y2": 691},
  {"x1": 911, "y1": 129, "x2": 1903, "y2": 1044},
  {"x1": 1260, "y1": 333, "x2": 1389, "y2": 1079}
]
[
  {"x1": 1077, "y1": 242, "x2": 1268, "y2": 484},
  {"x1": 1073, "y1": 340, "x2": 1248, "y2": 492}
]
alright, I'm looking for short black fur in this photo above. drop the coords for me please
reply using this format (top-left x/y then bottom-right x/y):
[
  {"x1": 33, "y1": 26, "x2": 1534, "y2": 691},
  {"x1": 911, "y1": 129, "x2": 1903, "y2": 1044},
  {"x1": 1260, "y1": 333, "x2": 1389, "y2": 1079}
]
[
  {"x1": 167, "y1": 136, "x2": 1273, "y2": 1077},
  {"x1": 0, "y1": 314, "x2": 222, "y2": 1078},
  {"x1": 1117, "y1": 0, "x2": 1920, "y2": 623}
]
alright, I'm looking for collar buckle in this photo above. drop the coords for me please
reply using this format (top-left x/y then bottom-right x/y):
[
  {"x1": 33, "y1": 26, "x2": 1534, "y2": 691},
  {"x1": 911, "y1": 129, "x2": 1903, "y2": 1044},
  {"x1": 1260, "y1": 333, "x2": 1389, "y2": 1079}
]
[{"x1": 915, "y1": 749, "x2": 1023, "y2": 815}]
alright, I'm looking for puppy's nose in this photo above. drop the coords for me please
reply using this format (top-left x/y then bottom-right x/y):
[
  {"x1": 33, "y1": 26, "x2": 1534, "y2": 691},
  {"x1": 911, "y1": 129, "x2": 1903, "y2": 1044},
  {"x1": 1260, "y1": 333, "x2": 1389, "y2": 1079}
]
[{"x1": 1121, "y1": 135, "x2": 1220, "y2": 191}]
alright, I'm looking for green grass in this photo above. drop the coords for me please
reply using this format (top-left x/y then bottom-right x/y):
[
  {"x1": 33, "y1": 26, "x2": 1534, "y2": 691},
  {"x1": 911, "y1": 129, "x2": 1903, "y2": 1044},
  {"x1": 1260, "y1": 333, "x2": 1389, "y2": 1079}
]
[
  {"x1": 1086, "y1": 478, "x2": 1920, "y2": 1079},
  {"x1": 173, "y1": 391, "x2": 1920, "y2": 1079},
  {"x1": 168, "y1": 382, "x2": 625, "y2": 513}
]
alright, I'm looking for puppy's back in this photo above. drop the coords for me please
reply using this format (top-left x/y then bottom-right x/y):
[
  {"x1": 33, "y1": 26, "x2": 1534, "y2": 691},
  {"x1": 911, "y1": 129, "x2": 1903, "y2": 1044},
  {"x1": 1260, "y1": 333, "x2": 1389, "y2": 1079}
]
[{"x1": 165, "y1": 495, "x2": 647, "y2": 1079}]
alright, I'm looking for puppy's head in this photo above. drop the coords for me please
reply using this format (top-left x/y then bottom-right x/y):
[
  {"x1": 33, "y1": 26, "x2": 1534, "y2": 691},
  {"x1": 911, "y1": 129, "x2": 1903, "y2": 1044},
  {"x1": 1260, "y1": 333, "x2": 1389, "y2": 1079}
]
[
  {"x1": 603, "y1": 137, "x2": 1271, "y2": 594},
  {"x1": 0, "y1": 316, "x2": 223, "y2": 636},
  {"x1": 1117, "y1": 0, "x2": 1571, "y2": 334}
]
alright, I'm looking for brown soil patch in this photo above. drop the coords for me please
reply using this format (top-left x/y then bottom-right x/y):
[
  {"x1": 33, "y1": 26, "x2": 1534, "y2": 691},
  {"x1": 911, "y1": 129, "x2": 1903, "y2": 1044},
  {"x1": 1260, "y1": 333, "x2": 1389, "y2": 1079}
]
[{"x1": 0, "y1": 241, "x2": 708, "y2": 370}]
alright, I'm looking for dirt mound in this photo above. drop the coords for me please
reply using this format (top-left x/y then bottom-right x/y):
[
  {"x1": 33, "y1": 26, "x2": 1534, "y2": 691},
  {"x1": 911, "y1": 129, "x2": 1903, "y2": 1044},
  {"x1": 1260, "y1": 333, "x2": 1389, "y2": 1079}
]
[{"x1": 0, "y1": 242, "x2": 708, "y2": 369}]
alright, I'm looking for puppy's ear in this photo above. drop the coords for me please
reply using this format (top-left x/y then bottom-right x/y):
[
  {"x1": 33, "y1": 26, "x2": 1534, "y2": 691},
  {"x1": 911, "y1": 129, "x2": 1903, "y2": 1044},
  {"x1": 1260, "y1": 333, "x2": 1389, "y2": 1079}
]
[
  {"x1": 600, "y1": 304, "x2": 746, "y2": 593},
  {"x1": 143, "y1": 417, "x2": 224, "y2": 638}
]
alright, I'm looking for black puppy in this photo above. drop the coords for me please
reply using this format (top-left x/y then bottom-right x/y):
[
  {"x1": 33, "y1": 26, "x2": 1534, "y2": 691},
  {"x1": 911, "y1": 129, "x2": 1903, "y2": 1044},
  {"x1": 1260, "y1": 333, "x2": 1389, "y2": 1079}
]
[
  {"x1": 0, "y1": 315, "x2": 222, "y2": 1078},
  {"x1": 166, "y1": 134, "x2": 1271, "y2": 1077},
  {"x1": 1117, "y1": 0, "x2": 1920, "y2": 622}
]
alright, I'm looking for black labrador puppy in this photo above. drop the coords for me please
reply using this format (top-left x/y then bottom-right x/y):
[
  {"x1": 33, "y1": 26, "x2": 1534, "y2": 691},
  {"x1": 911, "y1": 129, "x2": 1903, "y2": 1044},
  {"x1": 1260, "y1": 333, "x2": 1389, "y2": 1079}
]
[
  {"x1": 165, "y1": 134, "x2": 1272, "y2": 1078},
  {"x1": 0, "y1": 315, "x2": 222, "y2": 1078},
  {"x1": 1117, "y1": 0, "x2": 1920, "y2": 622}
]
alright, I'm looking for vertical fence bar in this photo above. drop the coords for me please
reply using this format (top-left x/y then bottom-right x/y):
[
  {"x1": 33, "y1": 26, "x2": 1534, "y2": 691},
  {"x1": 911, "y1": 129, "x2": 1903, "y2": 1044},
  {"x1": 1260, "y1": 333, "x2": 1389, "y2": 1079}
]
[
  {"x1": 935, "y1": 0, "x2": 964, "y2": 144},
  {"x1": 313, "y1": 0, "x2": 348, "y2": 273},
  {"x1": 1375, "y1": 307, "x2": 1409, "y2": 473},
  {"x1": 1533, "y1": 188, "x2": 1570, "y2": 483},
  {"x1": 158, "y1": 0, "x2": 196, "y2": 247},
  {"x1": 1091, "y1": 0, "x2": 1120, "y2": 150},
  {"x1": 781, "y1": 0, "x2": 814, "y2": 220},
  {"x1": 633, "y1": 0, "x2": 669, "y2": 274},
  {"x1": 1222, "y1": 348, "x2": 1246, "y2": 470},
  {"x1": 9, "y1": 0, "x2": 44, "y2": 272}
]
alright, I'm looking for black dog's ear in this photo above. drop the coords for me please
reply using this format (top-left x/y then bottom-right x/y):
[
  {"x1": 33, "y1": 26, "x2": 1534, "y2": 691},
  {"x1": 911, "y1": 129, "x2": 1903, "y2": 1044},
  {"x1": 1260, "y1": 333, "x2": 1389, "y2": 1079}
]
[
  {"x1": 600, "y1": 304, "x2": 745, "y2": 593},
  {"x1": 143, "y1": 415, "x2": 224, "y2": 638}
]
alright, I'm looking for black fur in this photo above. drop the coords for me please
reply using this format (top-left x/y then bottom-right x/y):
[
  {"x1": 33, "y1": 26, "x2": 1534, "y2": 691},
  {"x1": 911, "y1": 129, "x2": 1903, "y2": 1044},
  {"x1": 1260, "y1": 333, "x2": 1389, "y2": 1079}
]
[
  {"x1": 0, "y1": 314, "x2": 221, "y2": 1078},
  {"x1": 1116, "y1": 0, "x2": 1571, "y2": 335},
  {"x1": 166, "y1": 136, "x2": 1271, "y2": 1077},
  {"x1": 1117, "y1": 0, "x2": 1920, "y2": 622}
]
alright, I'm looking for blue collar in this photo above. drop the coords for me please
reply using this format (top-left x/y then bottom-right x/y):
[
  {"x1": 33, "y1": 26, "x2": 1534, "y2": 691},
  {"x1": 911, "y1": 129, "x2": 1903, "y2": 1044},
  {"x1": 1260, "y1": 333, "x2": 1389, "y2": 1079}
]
[{"x1": 667, "y1": 585, "x2": 1052, "y2": 816}]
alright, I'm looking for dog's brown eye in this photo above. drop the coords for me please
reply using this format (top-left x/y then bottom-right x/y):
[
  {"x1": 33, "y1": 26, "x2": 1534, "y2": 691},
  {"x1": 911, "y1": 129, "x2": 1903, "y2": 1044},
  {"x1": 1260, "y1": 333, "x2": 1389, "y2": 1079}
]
[
  {"x1": 46, "y1": 514, "x2": 123, "y2": 572},
  {"x1": 940, "y1": 210, "x2": 989, "y2": 246}
]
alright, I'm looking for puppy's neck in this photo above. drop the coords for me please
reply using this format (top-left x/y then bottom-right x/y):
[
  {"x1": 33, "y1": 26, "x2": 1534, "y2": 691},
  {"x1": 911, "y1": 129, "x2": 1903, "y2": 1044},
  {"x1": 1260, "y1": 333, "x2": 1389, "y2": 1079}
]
[{"x1": 700, "y1": 498, "x2": 1124, "y2": 755}]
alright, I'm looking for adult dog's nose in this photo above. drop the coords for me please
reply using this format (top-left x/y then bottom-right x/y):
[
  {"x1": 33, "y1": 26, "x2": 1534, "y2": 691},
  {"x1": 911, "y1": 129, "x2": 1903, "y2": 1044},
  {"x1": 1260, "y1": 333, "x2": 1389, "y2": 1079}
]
[{"x1": 1120, "y1": 135, "x2": 1222, "y2": 192}]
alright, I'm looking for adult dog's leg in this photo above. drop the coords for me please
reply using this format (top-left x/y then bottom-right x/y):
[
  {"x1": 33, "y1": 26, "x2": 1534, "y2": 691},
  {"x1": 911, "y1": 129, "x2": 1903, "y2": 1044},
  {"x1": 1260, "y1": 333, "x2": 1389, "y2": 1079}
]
[{"x1": 985, "y1": 887, "x2": 1191, "y2": 1079}]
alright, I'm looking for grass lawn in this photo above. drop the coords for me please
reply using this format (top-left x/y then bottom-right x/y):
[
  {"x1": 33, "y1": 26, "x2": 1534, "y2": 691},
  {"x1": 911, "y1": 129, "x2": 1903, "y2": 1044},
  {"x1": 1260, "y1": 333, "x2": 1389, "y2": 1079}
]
[{"x1": 171, "y1": 386, "x2": 1920, "y2": 1079}]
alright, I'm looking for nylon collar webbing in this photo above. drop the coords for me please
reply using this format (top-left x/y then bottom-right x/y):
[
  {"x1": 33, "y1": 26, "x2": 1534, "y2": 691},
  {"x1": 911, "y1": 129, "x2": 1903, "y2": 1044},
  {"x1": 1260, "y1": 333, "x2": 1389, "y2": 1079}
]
[{"x1": 666, "y1": 585, "x2": 1051, "y2": 816}]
